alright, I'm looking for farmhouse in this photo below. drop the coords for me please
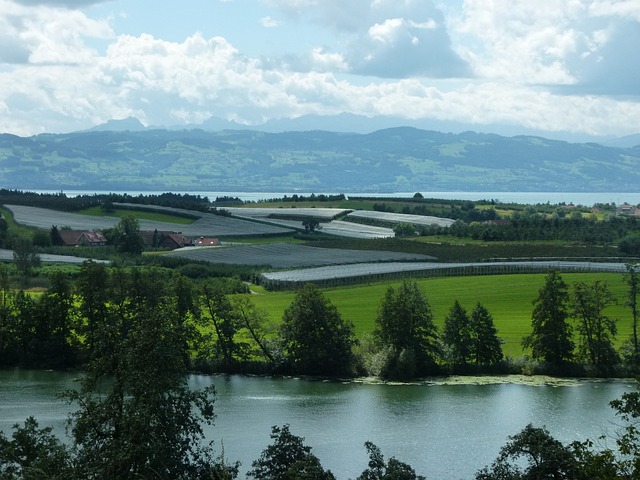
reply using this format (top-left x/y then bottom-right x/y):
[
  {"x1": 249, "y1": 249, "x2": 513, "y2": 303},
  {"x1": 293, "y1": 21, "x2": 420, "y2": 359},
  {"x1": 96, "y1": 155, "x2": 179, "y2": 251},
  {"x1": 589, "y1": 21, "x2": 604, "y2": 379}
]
[
  {"x1": 141, "y1": 230, "x2": 192, "y2": 249},
  {"x1": 618, "y1": 203, "x2": 640, "y2": 216},
  {"x1": 58, "y1": 230, "x2": 107, "y2": 247},
  {"x1": 194, "y1": 236, "x2": 221, "y2": 247}
]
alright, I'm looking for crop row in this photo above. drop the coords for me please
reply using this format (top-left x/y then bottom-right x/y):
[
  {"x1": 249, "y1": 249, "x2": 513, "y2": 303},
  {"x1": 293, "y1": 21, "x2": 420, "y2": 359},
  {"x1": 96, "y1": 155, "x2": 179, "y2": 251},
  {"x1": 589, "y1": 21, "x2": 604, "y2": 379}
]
[
  {"x1": 347, "y1": 210, "x2": 455, "y2": 227},
  {"x1": 0, "y1": 248, "x2": 108, "y2": 265},
  {"x1": 167, "y1": 243, "x2": 434, "y2": 268},
  {"x1": 6, "y1": 205, "x2": 293, "y2": 237},
  {"x1": 224, "y1": 206, "x2": 349, "y2": 220},
  {"x1": 319, "y1": 220, "x2": 393, "y2": 239},
  {"x1": 259, "y1": 260, "x2": 628, "y2": 289}
]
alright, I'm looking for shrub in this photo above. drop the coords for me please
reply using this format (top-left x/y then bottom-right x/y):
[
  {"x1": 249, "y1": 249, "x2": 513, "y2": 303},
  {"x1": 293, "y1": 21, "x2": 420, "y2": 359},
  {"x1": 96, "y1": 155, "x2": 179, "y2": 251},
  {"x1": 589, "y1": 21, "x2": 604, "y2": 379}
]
[{"x1": 619, "y1": 235, "x2": 640, "y2": 255}]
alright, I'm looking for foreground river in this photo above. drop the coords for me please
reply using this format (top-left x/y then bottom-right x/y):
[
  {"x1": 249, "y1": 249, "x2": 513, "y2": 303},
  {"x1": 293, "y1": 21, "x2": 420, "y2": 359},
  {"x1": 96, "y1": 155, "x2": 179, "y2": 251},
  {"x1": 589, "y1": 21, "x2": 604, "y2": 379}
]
[{"x1": 0, "y1": 370, "x2": 635, "y2": 479}]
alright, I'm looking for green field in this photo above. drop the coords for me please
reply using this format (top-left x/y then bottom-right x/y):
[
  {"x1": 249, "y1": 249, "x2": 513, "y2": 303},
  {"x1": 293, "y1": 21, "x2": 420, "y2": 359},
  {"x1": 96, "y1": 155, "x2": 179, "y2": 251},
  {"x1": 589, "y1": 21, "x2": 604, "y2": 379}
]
[
  {"x1": 0, "y1": 207, "x2": 38, "y2": 237},
  {"x1": 77, "y1": 206, "x2": 194, "y2": 224},
  {"x1": 248, "y1": 272, "x2": 631, "y2": 358}
]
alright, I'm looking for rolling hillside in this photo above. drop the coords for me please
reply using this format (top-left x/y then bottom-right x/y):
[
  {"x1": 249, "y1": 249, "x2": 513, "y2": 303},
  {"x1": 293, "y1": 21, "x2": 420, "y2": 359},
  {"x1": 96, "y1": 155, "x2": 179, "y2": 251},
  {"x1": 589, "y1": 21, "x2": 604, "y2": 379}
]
[{"x1": 1, "y1": 127, "x2": 638, "y2": 192}]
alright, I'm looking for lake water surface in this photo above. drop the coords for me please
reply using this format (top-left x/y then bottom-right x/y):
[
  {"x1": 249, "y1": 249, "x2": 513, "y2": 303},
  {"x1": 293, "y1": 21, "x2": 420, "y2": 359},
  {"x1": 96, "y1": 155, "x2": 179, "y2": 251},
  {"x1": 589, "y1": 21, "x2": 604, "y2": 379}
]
[
  {"x1": 0, "y1": 370, "x2": 635, "y2": 479},
  {"x1": 33, "y1": 190, "x2": 640, "y2": 207}
]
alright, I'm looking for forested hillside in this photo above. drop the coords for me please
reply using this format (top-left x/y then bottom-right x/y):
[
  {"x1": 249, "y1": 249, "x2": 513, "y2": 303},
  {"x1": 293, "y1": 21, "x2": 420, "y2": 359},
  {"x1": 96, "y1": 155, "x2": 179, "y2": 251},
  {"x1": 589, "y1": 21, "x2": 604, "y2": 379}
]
[{"x1": 1, "y1": 127, "x2": 638, "y2": 192}]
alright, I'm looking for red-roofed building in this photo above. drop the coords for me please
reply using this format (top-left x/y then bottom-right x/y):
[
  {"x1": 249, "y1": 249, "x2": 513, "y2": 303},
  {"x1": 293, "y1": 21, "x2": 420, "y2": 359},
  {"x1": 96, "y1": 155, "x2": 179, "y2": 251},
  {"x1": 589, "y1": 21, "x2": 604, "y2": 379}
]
[
  {"x1": 618, "y1": 203, "x2": 639, "y2": 216},
  {"x1": 141, "y1": 230, "x2": 192, "y2": 250},
  {"x1": 58, "y1": 230, "x2": 107, "y2": 246},
  {"x1": 194, "y1": 237, "x2": 221, "y2": 247}
]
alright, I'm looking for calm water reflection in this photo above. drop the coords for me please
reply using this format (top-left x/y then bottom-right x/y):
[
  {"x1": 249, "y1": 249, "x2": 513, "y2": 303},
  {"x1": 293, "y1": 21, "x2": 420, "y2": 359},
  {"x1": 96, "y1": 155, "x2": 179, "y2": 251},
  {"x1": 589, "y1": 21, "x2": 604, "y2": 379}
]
[{"x1": 0, "y1": 370, "x2": 634, "y2": 479}]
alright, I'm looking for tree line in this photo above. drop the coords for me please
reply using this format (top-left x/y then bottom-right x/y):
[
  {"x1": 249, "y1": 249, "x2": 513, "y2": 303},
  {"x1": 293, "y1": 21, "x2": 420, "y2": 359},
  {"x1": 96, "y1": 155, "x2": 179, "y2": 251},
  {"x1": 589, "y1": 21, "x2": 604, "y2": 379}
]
[
  {"x1": 521, "y1": 265, "x2": 640, "y2": 375},
  {"x1": 417, "y1": 211, "x2": 640, "y2": 245},
  {"x1": 0, "y1": 262, "x2": 502, "y2": 378},
  {"x1": 3, "y1": 261, "x2": 640, "y2": 378},
  {"x1": 0, "y1": 189, "x2": 214, "y2": 212}
]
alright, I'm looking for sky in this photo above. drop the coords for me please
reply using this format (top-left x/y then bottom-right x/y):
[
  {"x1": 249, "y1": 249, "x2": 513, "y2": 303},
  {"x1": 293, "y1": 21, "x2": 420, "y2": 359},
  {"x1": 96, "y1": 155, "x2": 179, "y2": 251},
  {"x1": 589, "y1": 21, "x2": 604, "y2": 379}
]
[{"x1": 0, "y1": 0, "x2": 639, "y2": 138}]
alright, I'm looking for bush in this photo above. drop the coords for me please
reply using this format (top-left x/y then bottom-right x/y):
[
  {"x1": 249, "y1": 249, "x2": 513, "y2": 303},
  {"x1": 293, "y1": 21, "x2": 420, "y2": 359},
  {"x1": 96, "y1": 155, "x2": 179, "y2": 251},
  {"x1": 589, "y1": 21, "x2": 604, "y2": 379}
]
[
  {"x1": 619, "y1": 235, "x2": 640, "y2": 255},
  {"x1": 365, "y1": 346, "x2": 420, "y2": 380},
  {"x1": 32, "y1": 230, "x2": 52, "y2": 247},
  {"x1": 393, "y1": 222, "x2": 417, "y2": 237}
]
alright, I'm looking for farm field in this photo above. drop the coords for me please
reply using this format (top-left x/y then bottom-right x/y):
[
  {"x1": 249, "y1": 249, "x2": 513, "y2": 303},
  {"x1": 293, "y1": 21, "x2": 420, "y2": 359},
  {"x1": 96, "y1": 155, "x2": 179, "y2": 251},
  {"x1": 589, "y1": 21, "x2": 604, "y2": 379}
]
[
  {"x1": 167, "y1": 243, "x2": 435, "y2": 268},
  {"x1": 142, "y1": 203, "x2": 461, "y2": 238},
  {"x1": 116, "y1": 202, "x2": 398, "y2": 238},
  {"x1": 79, "y1": 206, "x2": 194, "y2": 224},
  {"x1": 248, "y1": 272, "x2": 632, "y2": 359},
  {"x1": 259, "y1": 260, "x2": 627, "y2": 288},
  {"x1": 5, "y1": 204, "x2": 293, "y2": 237},
  {"x1": 346, "y1": 210, "x2": 456, "y2": 227},
  {"x1": 218, "y1": 205, "x2": 403, "y2": 238},
  {"x1": 0, "y1": 248, "x2": 109, "y2": 265},
  {"x1": 318, "y1": 220, "x2": 393, "y2": 238},
  {"x1": 223, "y1": 206, "x2": 348, "y2": 220}
]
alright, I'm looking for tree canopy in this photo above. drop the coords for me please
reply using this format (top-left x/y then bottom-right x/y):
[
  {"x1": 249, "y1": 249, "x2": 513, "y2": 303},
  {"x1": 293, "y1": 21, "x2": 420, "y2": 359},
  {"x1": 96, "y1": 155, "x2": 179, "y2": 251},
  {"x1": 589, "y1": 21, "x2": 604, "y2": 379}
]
[
  {"x1": 374, "y1": 280, "x2": 440, "y2": 378},
  {"x1": 442, "y1": 300, "x2": 473, "y2": 366},
  {"x1": 523, "y1": 271, "x2": 574, "y2": 367},
  {"x1": 247, "y1": 425, "x2": 335, "y2": 480},
  {"x1": 280, "y1": 284, "x2": 356, "y2": 376},
  {"x1": 66, "y1": 267, "x2": 231, "y2": 479},
  {"x1": 108, "y1": 215, "x2": 145, "y2": 255}
]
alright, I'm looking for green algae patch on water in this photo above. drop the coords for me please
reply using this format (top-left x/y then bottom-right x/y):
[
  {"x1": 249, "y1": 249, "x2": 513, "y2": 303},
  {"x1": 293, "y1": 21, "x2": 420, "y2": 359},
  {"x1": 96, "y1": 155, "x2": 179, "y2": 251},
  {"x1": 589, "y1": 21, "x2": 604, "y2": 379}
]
[{"x1": 351, "y1": 375, "x2": 636, "y2": 388}]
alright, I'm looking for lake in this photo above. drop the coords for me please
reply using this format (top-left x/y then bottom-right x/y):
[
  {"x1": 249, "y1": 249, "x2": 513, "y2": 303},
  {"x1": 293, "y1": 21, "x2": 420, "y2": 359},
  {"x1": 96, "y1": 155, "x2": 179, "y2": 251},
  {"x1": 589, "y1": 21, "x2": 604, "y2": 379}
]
[
  {"x1": 0, "y1": 370, "x2": 635, "y2": 479},
  {"x1": 32, "y1": 190, "x2": 640, "y2": 206}
]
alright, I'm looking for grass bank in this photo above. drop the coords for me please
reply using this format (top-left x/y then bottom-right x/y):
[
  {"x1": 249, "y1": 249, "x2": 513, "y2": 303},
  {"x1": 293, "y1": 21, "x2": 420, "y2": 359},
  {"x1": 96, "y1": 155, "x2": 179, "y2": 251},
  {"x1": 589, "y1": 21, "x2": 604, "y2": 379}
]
[
  {"x1": 77, "y1": 206, "x2": 194, "y2": 224},
  {"x1": 247, "y1": 272, "x2": 630, "y2": 359}
]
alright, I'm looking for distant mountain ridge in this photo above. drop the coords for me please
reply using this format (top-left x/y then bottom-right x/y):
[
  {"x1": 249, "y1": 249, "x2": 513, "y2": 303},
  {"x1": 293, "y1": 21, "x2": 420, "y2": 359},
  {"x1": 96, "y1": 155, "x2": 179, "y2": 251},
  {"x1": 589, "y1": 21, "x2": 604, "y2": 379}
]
[{"x1": 0, "y1": 127, "x2": 639, "y2": 193}]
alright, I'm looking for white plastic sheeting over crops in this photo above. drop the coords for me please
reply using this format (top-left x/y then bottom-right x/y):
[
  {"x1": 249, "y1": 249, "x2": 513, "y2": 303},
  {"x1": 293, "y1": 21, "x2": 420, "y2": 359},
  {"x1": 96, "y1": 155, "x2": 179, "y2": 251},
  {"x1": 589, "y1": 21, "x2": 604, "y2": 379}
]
[
  {"x1": 167, "y1": 243, "x2": 435, "y2": 268},
  {"x1": 260, "y1": 261, "x2": 627, "y2": 287},
  {"x1": 6, "y1": 205, "x2": 293, "y2": 237},
  {"x1": 347, "y1": 210, "x2": 455, "y2": 227}
]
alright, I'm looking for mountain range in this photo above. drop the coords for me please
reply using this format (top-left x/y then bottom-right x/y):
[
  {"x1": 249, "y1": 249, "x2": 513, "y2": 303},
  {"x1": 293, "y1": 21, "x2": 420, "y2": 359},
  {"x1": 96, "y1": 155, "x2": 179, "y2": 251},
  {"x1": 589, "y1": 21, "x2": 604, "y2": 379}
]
[{"x1": 1, "y1": 124, "x2": 639, "y2": 193}]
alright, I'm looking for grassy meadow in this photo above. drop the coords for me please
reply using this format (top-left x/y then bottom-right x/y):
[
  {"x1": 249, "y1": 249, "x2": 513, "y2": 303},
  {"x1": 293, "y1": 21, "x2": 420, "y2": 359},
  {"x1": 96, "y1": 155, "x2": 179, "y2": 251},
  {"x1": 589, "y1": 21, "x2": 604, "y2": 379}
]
[
  {"x1": 248, "y1": 272, "x2": 631, "y2": 359},
  {"x1": 77, "y1": 206, "x2": 194, "y2": 224}
]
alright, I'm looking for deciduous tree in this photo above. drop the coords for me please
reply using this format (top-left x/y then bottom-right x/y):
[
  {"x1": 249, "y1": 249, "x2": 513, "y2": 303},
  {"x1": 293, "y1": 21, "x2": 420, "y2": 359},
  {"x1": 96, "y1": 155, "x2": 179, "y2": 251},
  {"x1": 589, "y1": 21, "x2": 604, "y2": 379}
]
[
  {"x1": 66, "y1": 269, "x2": 232, "y2": 479},
  {"x1": 393, "y1": 222, "x2": 417, "y2": 237},
  {"x1": 35, "y1": 272, "x2": 77, "y2": 366},
  {"x1": 475, "y1": 424, "x2": 579, "y2": 480},
  {"x1": 12, "y1": 236, "x2": 40, "y2": 280},
  {"x1": 624, "y1": 263, "x2": 640, "y2": 364},
  {"x1": 247, "y1": 425, "x2": 335, "y2": 480},
  {"x1": 0, "y1": 417, "x2": 72, "y2": 480},
  {"x1": 109, "y1": 215, "x2": 145, "y2": 255},
  {"x1": 0, "y1": 265, "x2": 16, "y2": 365},
  {"x1": 301, "y1": 218, "x2": 321, "y2": 233},
  {"x1": 201, "y1": 282, "x2": 247, "y2": 367},
  {"x1": 571, "y1": 280, "x2": 618, "y2": 368},
  {"x1": 280, "y1": 284, "x2": 356, "y2": 376},
  {"x1": 232, "y1": 296, "x2": 275, "y2": 363},
  {"x1": 75, "y1": 261, "x2": 111, "y2": 357},
  {"x1": 357, "y1": 442, "x2": 425, "y2": 480}
]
